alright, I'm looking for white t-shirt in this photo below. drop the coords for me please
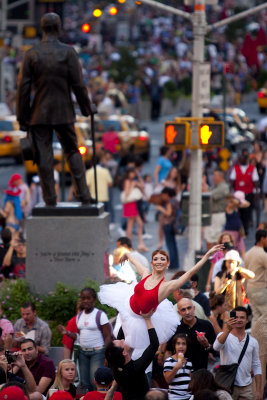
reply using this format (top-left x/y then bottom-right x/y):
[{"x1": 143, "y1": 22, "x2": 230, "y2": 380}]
[{"x1": 77, "y1": 309, "x2": 109, "y2": 348}]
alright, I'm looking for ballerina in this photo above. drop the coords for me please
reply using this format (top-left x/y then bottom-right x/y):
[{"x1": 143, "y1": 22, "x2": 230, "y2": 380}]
[{"x1": 99, "y1": 244, "x2": 223, "y2": 349}]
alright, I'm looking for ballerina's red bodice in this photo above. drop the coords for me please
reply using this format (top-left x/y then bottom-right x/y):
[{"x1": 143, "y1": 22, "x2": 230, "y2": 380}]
[{"x1": 129, "y1": 275, "x2": 164, "y2": 315}]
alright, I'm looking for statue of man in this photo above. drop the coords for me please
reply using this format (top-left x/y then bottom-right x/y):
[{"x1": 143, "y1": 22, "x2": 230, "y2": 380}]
[{"x1": 16, "y1": 13, "x2": 93, "y2": 206}]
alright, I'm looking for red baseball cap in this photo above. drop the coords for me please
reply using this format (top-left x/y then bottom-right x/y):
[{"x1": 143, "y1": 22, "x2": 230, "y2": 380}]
[
  {"x1": 50, "y1": 391, "x2": 73, "y2": 400},
  {"x1": 0, "y1": 386, "x2": 28, "y2": 400}
]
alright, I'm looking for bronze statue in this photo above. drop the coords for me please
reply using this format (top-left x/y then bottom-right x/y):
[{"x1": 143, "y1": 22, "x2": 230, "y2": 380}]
[{"x1": 16, "y1": 13, "x2": 93, "y2": 206}]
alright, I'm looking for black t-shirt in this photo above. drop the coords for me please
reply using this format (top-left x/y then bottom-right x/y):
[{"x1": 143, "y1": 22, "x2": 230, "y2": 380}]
[
  {"x1": 194, "y1": 292, "x2": 211, "y2": 317},
  {"x1": 114, "y1": 328, "x2": 159, "y2": 400},
  {"x1": 166, "y1": 318, "x2": 216, "y2": 371},
  {"x1": 0, "y1": 245, "x2": 14, "y2": 278}
]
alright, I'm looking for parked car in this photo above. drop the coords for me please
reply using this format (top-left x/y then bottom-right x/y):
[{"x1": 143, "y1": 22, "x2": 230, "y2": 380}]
[
  {"x1": 257, "y1": 88, "x2": 267, "y2": 114},
  {"x1": 0, "y1": 116, "x2": 26, "y2": 163}
]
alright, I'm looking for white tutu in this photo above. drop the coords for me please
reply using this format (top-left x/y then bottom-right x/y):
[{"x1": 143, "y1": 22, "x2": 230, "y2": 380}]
[{"x1": 98, "y1": 281, "x2": 180, "y2": 349}]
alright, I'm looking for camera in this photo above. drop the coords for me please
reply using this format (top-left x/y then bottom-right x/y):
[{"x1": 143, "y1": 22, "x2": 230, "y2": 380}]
[
  {"x1": 223, "y1": 242, "x2": 233, "y2": 251},
  {"x1": 5, "y1": 351, "x2": 17, "y2": 364}
]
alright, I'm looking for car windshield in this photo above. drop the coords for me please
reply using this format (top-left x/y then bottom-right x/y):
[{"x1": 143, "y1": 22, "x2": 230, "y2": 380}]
[
  {"x1": 96, "y1": 120, "x2": 122, "y2": 132},
  {"x1": 0, "y1": 121, "x2": 14, "y2": 131}
]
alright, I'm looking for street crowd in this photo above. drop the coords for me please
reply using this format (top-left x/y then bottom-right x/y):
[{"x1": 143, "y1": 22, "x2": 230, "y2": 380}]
[{"x1": 3, "y1": 1, "x2": 267, "y2": 119}]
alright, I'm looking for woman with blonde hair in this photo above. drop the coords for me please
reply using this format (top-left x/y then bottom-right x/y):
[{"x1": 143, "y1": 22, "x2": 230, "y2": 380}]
[{"x1": 48, "y1": 359, "x2": 76, "y2": 399}]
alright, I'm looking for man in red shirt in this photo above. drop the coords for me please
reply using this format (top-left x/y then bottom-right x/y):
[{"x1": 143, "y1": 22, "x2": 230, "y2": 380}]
[
  {"x1": 230, "y1": 149, "x2": 259, "y2": 235},
  {"x1": 83, "y1": 367, "x2": 122, "y2": 400}
]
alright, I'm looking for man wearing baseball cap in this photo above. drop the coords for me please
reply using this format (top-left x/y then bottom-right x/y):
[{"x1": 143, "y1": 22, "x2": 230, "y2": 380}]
[{"x1": 82, "y1": 367, "x2": 122, "y2": 400}]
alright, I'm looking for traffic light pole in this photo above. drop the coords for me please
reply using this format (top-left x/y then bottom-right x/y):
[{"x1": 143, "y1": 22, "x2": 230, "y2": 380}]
[{"x1": 186, "y1": 0, "x2": 206, "y2": 266}]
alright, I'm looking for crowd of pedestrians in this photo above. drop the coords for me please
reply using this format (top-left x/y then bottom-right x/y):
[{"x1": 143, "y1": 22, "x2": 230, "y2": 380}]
[
  {"x1": 0, "y1": 236, "x2": 265, "y2": 399},
  {"x1": 2, "y1": 2, "x2": 267, "y2": 119}
]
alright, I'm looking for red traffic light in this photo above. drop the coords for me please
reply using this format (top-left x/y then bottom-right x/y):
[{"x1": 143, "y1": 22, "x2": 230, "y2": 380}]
[
  {"x1": 109, "y1": 6, "x2": 118, "y2": 15},
  {"x1": 164, "y1": 122, "x2": 190, "y2": 149},
  {"x1": 81, "y1": 23, "x2": 90, "y2": 33}
]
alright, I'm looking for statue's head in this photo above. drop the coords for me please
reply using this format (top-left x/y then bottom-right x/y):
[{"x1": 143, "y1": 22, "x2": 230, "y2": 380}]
[{"x1": 41, "y1": 13, "x2": 61, "y2": 35}]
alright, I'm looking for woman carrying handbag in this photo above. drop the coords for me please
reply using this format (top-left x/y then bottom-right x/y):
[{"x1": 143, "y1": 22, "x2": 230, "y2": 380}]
[{"x1": 121, "y1": 167, "x2": 148, "y2": 252}]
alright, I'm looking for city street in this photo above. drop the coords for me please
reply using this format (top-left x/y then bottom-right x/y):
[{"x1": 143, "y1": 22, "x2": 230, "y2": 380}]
[{"x1": 0, "y1": 95, "x2": 263, "y2": 269}]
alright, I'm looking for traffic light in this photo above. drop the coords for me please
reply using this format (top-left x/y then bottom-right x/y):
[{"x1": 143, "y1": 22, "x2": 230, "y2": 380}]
[
  {"x1": 109, "y1": 6, "x2": 118, "y2": 15},
  {"x1": 81, "y1": 23, "x2": 90, "y2": 33},
  {"x1": 93, "y1": 9, "x2": 102, "y2": 17},
  {"x1": 164, "y1": 122, "x2": 191, "y2": 149},
  {"x1": 198, "y1": 122, "x2": 224, "y2": 148}
]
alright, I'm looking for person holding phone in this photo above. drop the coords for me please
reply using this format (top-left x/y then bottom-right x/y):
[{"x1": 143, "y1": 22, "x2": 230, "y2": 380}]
[{"x1": 213, "y1": 306, "x2": 262, "y2": 400}]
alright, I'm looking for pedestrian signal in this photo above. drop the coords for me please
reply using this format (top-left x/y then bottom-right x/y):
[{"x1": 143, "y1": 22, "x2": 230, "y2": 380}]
[
  {"x1": 199, "y1": 122, "x2": 224, "y2": 148},
  {"x1": 164, "y1": 122, "x2": 190, "y2": 149}
]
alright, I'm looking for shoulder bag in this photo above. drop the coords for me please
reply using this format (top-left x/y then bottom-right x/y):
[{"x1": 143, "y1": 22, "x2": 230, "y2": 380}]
[
  {"x1": 120, "y1": 187, "x2": 143, "y2": 204},
  {"x1": 214, "y1": 334, "x2": 249, "y2": 393}
]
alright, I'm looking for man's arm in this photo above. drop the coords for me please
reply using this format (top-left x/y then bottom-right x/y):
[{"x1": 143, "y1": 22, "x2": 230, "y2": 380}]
[
  {"x1": 254, "y1": 374, "x2": 262, "y2": 400},
  {"x1": 36, "y1": 377, "x2": 53, "y2": 394},
  {"x1": 68, "y1": 47, "x2": 93, "y2": 116},
  {"x1": 210, "y1": 183, "x2": 229, "y2": 200},
  {"x1": 134, "y1": 315, "x2": 159, "y2": 372},
  {"x1": 16, "y1": 53, "x2": 32, "y2": 130},
  {"x1": 38, "y1": 323, "x2": 52, "y2": 354},
  {"x1": 213, "y1": 318, "x2": 236, "y2": 350},
  {"x1": 13, "y1": 354, "x2": 37, "y2": 393},
  {"x1": 2, "y1": 243, "x2": 15, "y2": 267}
]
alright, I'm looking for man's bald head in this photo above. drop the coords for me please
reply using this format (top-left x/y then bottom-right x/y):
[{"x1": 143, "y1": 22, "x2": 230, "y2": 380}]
[{"x1": 177, "y1": 298, "x2": 195, "y2": 324}]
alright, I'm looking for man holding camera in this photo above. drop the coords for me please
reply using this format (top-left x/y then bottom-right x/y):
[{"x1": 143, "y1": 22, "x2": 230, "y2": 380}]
[
  {"x1": 14, "y1": 339, "x2": 55, "y2": 397},
  {"x1": 213, "y1": 306, "x2": 262, "y2": 400},
  {"x1": 1, "y1": 350, "x2": 43, "y2": 400}
]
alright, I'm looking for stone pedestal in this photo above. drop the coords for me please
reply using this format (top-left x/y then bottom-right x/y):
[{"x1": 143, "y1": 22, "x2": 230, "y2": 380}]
[{"x1": 26, "y1": 203, "x2": 109, "y2": 293}]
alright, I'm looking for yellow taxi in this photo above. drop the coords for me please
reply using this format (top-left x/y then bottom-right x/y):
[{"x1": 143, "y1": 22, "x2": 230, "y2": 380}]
[
  {"x1": 257, "y1": 88, "x2": 267, "y2": 114},
  {"x1": 0, "y1": 116, "x2": 26, "y2": 163},
  {"x1": 87, "y1": 114, "x2": 150, "y2": 161}
]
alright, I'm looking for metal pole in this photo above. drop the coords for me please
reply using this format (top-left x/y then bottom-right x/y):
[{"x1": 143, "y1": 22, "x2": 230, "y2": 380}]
[
  {"x1": 133, "y1": 0, "x2": 192, "y2": 20},
  {"x1": 60, "y1": 151, "x2": 66, "y2": 202},
  {"x1": 1, "y1": 0, "x2": 7, "y2": 31},
  {"x1": 184, "y1": 0, "x2": 206, "y2": 267},
  {"x1": 90, "y1": 113, "x2": 98, "y2": 204},
  {"x1": 207, "y1": 2, "x2": 267, "y2": 31}
]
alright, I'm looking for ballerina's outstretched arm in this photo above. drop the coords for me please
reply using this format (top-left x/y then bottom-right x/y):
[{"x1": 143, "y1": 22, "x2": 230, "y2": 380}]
[
  {"x1": 159, "y1": 244, "x2": 225, "y2": 302},
  {"x1": 120, "y1": 252, "x2": 150, "y2": 279}
]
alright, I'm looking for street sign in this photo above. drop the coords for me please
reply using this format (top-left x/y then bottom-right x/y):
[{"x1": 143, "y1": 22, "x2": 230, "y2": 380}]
[
  {"x1": 198, "y1": 62, "x2": 210, "y2": 106},
  {"x1": 198, "y1": 121, "x2": 224, "y2": 148},
  {"x1": 184, "y1": 0, "x2": 218, "y2": 5},
  {"x1": 164, "y1": 122, "x2": 191, "y2": 149}
]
